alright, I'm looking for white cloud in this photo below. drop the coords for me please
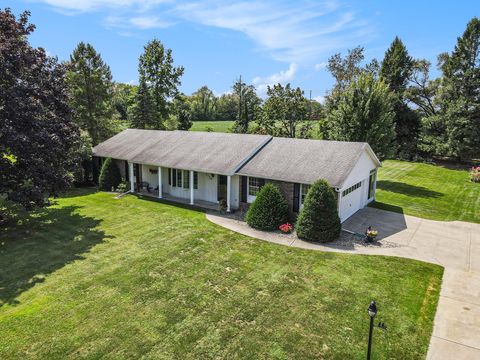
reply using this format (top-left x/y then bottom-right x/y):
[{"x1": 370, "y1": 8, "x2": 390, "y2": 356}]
[
  {"x1": 252, "y1": 62, "x2": 298, "y2": 97},
  {"x1": 34, "y1": 0, "x2": 375, "y2": 63},
  {"x1": 312, "y1": 95, "x2": 325, "y2": 104},
  {"x1": 106, "y1": 15, "x2": 174, "y2": 29},
  {"x1": 314, "y1": 62, "x2": 327, "y2": 71}
]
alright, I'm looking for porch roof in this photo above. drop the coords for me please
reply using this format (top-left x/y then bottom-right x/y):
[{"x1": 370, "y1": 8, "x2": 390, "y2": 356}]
[{"x1": 93, "y1": 129, "x2": 272, "y2": 175}]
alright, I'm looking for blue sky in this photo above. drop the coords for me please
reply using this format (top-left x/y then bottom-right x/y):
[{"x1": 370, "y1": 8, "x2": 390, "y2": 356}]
[{"x1": 4, "y1": 1, "x2": 478, "y2": 101}]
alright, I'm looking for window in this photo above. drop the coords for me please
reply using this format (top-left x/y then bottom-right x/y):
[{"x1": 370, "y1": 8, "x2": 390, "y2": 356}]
[
  {"x1": 172, "y1": 169, "x2": 177, "y2": 187},
  {"x1": 247, "y1": 177, "x2": 263, "y2": 203},
  {"x1": 194, "y1": 172, "x2": 198, "y2": 190},
  {"x1": 248, "y1": 177, "x2": 261, "y2": 197},
  {"x1": 368, "y1": 169, "x2": 376, "y2": 199},
  {"x1": 177, "y1": 169, "x2": 182, "y2": 188},
  {"x1": 183, "y1": 170, "x2": 190, "y2": 189},
  {"x1": 300, "y1": 184, "x2": 310, "y2": 208},
  {"x1": 342, "y1": 181, "x2": 362, "y2": 197}
]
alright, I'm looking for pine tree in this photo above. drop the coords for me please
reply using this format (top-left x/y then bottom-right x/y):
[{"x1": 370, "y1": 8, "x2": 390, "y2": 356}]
[
  {"x1": 67, "y1": 42, "x2": 114, "y2": 145},
  {"x1": 380, "y1": 37, "x2": 419, "y2": 158},
  {"x1": 296, "y1": 179, "x2": 341, "y2": 243},
  {"x1": 130, "y1": 77, "x2": 155, "y2": 129},
  {"x1": 98, "y1": 158, "x2": 121, "y2": 191}
]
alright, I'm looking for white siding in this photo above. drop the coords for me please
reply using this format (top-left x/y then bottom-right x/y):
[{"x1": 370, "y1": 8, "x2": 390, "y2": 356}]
[
  {"x1": 338, "y1": 150, "x2": 378, "y2": 222},
  {"x1": 141, "y1": 165, "x2": 159, "y2": 188},
  {"x1": 161, "y1": 168, "x2": 218, "y2": 204},
  {"x1": 230, "y1": 175, "x2": 240, "y2": 209}
]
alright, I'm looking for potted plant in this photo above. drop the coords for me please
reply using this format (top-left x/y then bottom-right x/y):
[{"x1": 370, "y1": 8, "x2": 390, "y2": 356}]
[
  {"x1": 279, "y1": 223, "x2": 293, "y2": 234},
  {"x1": 365, "y1": 226, "x2": 378, "y2": 242},
  {"x1": 218, "y1": 199, "x2": 228, "y2": 213}
]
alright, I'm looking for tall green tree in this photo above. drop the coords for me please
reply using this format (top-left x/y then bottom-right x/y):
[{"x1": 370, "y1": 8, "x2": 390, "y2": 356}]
[
  {"x1": 325, "y1": 73, "x2": 396, "y2": 159},
  {"x1": 129, "y1": 77, "x2": 155, "y2": 129},
  {"x1": 215, "y1": 94, "x2": 238, "y2": 121},
  {"x1": 380, "y1": 37, "x2": 419, "y2": 158},
  {"x1": 436, "y1": 17, "x2": 480, "y2": 160},
  {"x1": 67, "y1": 42, "x2": 114, "y2": 145},
  {"x1": 257, "y1": 83, "x2": 309, "y2": 138},
  {"x1": 232, "y1": 78, "x2": 261, "y2": 133},
  {"x1": 0, "y1": 9, "x2": 80, "y2": 209},
  {"x1": 173, "y1": 94, "x2": 193, "y2": 130},
  {"x1": 190, "y1": 86, "x2": 216, "y2": 121},
  {"x1": 138, "y1": 39, "x2": 184, "y2": 129},
  {"x1": 112, "y1": 82, "x2": 137, "y2": 121}
]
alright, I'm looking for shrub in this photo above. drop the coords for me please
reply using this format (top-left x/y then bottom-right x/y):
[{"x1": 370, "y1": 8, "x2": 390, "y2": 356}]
[
  {"x1": 98, "y1": 157, "x2": 122, "y2": 191},
  {"x1": 296, "y1": 179, "x2": 341, "y2": 243},
  {"x1": 470, "y1": 166, "x2": 480, "y2": 183},
  {"x1": 246, "y1": 183, "x2": 289, "y2": 230},
  {"x1": 117, "y1": 181, "x2": 130, "y2": 193}
]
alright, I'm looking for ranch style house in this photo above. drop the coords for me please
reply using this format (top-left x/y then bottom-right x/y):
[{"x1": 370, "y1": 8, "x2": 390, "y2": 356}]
[{"x1": 93, "y1": 129, "x2": 381, "y2": 222}]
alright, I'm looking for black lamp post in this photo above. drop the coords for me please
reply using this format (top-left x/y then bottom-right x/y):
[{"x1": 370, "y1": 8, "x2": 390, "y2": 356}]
[{"x1": 367, "y1": 300, "x2": 377, "y2": 360}]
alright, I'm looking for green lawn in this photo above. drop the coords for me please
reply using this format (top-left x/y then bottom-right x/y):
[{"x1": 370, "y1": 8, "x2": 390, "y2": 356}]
[
  {"x1": 0, "y1": 190, "x2": 442, "y2": 359},
  {"x1": 372, "y1": 160, "x2": 480, "y2": 223},
  {"x1": 190, "y1": 121, "x2": 234, "y2": 132}
]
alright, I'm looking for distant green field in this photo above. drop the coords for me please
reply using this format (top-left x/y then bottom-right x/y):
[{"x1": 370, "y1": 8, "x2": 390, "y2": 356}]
[{"x1": 190, "y1": 121, "x2": 234, "y2": 133}]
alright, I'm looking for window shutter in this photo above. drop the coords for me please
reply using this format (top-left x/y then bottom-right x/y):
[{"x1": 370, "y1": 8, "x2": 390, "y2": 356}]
[
  {"x1": 293, "y1": 183, "x2": 300, "y2": 212},
  {"x1": 172, "y1": 169, "x2": 177, "y2": 187},
  {"x1": 168, "y1": 168, "x2": 171, "y2": 185},
  {"x1": 124, "y1": 161, "x2": 128, "y2": 181},
  {"x1": 258, "y1": 178, "x2": 265, "y2": 188},
  {"x1": 241, "y1": 176, "x2": 247, "y2": 202}
]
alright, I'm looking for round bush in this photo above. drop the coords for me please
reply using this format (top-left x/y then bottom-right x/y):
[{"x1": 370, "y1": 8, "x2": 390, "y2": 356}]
[
  {"x1": 245, "y1": 183, "x2": 289, "y2": 230},
  {"x1": 296, "y1": 179, "x2": 341, "y2": 243},
  {"x1": 98, "y1": 157, "x2": 121, "y2": 191}
]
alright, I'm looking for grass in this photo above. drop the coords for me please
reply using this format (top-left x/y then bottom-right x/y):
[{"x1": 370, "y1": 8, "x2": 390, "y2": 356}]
[
  {"x1": 190, "y1": 121, "x2": 234, "y2": 133},
  {"x1": 372, "y1": 160, "x2": 480, "y2": 223},
  {"x1": 0, "y1": 189, "x2": 442, "y2": 359}
]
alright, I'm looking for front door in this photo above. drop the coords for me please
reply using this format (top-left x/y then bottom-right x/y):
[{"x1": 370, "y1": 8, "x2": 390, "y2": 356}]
[{"x1": 217, "y1": 175, "x2": 227, "y2": 201}]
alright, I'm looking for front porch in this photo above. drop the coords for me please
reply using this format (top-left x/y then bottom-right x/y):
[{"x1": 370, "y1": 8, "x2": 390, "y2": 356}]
[
  {"x1": 136, "y1": 189, "x2": 220, "y2": 211},
  {"x1": 127, "y1": 161, "x2": 240, "y2": 212}
]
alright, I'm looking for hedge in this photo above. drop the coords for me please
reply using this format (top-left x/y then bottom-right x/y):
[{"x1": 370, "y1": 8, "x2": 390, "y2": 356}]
[{"x1": 245, "y1": 183, "x2": 289, "y2": 230}]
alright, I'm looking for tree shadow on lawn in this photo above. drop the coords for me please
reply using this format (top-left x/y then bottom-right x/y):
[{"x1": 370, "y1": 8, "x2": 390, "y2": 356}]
[
  {"x1": 0, "y1": 205, "x2": 109, "y2": 307},
  {"x1": 377, "y1": 180, "x2": 444, "y2": 198}
]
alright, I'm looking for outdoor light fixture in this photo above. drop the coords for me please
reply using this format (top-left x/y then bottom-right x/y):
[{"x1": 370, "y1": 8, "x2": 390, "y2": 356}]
[
  {"x1": 367, "y1": 300, "x2": 377, "y2": 360},
  {"x1": 368, "y1": 301, "x2": 377, "y2": 318}
]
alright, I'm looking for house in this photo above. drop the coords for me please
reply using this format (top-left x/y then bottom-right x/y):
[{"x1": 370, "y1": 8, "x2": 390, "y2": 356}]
[{"x1": 92, "y1": 129, "x2": 381, "y2": 222}]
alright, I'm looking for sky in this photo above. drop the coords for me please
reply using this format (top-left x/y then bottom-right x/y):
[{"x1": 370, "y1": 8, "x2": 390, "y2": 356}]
[{"x1": 3, "y1": 0, "x2": 478, "y2": 101}]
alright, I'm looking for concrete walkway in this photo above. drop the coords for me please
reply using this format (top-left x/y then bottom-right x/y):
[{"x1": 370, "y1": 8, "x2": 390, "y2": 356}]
[{"x1": 206, "y1": 207, "x2": 480, "y2": 359}]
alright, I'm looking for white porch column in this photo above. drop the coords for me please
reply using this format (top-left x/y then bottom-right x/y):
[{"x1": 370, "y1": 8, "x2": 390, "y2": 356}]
[
  {"x1": 158, "y1": 166, "x2": 162, "y2": 198},
  {"x1": 128, "y1": 162, "x2": 134, "y2": 192},
  {"x1": 189, "y1": 170, "x2": 194, "y2": 205},
  {"x1": 227, "y1": 175, "x2": 231, "y2": 212}
]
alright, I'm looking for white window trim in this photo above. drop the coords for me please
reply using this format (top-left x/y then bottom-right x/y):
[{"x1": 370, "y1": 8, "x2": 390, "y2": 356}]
[
  {"x1": 247, "y1": 177, "x2": 260, "y2": 203},
  {"x1": 299, "y1": 183, "x2": 310, "y2": 210}
]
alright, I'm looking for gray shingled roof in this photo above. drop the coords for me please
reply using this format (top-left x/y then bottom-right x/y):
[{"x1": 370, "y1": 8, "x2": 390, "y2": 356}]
[
  {"x1": 237, "y1": 137, "x2": 380, "y2": 188},
  {"x1": 93, "y1": 129, "x2": 272, "y2": 175}
]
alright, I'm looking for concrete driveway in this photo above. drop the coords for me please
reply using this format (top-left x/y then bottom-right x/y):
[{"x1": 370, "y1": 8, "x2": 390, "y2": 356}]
[{"x1": 207, "y1": 207, "x2": 480, "y2": 359}]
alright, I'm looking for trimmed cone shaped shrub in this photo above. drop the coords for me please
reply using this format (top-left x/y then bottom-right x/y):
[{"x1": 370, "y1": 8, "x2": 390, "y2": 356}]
[
  {"x1": 98, "y1": 157, "x2": 121, "y2": 191},
  {"x1": 296, "y1": 179, "x2": 341, "y2": 243},
  {"x1": 246, "y1": 183, "x2": 289, "y2": 230}
]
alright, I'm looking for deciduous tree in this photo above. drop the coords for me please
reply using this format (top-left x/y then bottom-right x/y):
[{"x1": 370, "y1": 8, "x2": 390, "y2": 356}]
[
  {"x1": 138, "y1": 39, "x2": 184, "y2": 129},
  {"x1": 325, "y1": 74, "x2": 396, "y2": 159},
  {"x1": 0, "y1": 9, "x2": 80, "y2": 209}
]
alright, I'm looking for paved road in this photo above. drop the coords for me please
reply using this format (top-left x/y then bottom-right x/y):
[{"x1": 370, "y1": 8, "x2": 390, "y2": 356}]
[{"x1": 207, "y1": 207, "x2": 480, "y2": 359}]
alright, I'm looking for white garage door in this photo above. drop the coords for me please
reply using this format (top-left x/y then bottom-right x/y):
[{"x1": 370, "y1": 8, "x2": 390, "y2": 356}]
[{"x1": 340, "y1": 181, "x2": 363, "y2": 222}]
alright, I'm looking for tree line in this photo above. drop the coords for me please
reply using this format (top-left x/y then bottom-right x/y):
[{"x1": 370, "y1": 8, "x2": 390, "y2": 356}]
[{"x1": 1, "y1": 8, "x2": 479, "y2": 213}]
